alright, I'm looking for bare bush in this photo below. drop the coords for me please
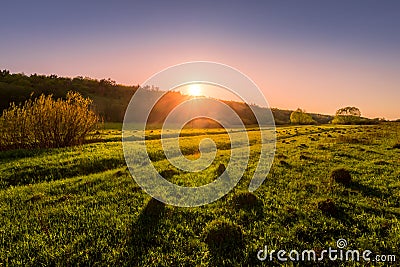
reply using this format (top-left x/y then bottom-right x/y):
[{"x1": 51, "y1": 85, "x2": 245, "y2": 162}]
[{"x1": 0, "y1": 92, "x2": 100, "y2": 150}]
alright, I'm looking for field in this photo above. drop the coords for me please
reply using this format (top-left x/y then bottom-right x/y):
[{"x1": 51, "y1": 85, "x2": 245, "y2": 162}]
[{"x1": 0, "y1": 123, "x2": 399, "y2": 266}]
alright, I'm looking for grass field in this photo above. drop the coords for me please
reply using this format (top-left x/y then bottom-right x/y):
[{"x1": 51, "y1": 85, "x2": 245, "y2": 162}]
[{"x1": 1, "y1": 124, "x2": 399, "y2": 266}]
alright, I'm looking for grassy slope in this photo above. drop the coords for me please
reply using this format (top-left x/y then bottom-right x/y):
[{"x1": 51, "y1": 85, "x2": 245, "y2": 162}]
[{"x1": 0, "y1": 124, "x2": 399, "y2": 266}]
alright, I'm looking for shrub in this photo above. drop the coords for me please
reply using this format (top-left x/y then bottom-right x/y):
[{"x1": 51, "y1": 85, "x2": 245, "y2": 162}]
[
  {"x1": 332, "y1": 115, "x2": 377, "y2": 125},
  {"x1": 290, "y1": 108, "x2": 316, "y2": 125},
  {"x1": 0, "y1": 92, "x2": 99, "y2": 150}
]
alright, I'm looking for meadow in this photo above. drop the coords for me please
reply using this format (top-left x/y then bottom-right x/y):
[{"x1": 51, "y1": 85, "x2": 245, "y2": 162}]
[{"x1": 0, "y1": 123, "x2": 399, "y2": 266}]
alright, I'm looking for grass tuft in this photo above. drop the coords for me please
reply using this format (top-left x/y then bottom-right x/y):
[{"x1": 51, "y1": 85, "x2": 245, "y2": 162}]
[
  {"x1": 330, "y1": 168, "x2": 352, "y2": 185},
  {"x1": 231, "y1": 192, "x2": 261, "y2": 209},
  {"x1": 204, "y1": 219, "x2": 243, "y2": 253},
  {"x1": 317, "y1": 198, "x2": 338, "y2": 216}
]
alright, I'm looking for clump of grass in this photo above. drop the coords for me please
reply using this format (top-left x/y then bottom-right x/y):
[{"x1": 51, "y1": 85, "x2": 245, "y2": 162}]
[
  {"x1": 299, "y1": 154, "x2": 310, "y2": 160},
  {"x1": 231, "y1": 192, "x2": 260, "y2": 209},
  {"x1": 204, "y1": 219, "x2": 243, "y2": 253},
  {"x1": 26, "y1": 193, "x2": 46, "y2": 203},
  {"x1": 317, "y1": 198, "x2": 338, "y2": 216},
  {"x1": 281, "y1": 207, "x2": 299, "y2": 226},
  {"x1": 336, "y1": 135, "x2": 371, "y2": 145},
  {"x1": 57, "y1": 194, "x2": 72, "y2": 202},
  {"x1": 276, "y1": 154, "x2": 288, "y2": 159},
  {"x1": 294, "y1": 225, "x2": 313, "y2": 243},
  {"x1": 374, "y1": 160, "x2": 389, "y2": 166},
  {"x1": 393, "y1": 143, "x2": 400, "y2": 149},
  {"x1": 318, "y1": 144, "x2": 327, "y2": 150},
  {"x1": 114, "y1": 170, "x2": 125, "y2": 177},
  {"x1": 330, "y1": 168, "x2": 352, "y2": 185},
  {"x1": 279, "y1": 160, "x2": 290, "y2": 167}
]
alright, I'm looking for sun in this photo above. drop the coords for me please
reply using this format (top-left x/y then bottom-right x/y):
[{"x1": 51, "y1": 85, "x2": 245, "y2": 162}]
[{"x1": 188, "y1": 84, "x2": 202, "y2": 96}]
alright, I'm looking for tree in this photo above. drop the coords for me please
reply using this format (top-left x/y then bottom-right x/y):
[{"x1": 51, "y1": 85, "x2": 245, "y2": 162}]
[
  {"x1": 332, "y1": 107, "x2": 362, "y2": 124},
  {"x1": 0, "y1": 69, "x2": 10, "y2": 77},
  {"x1": 290, "y1": 108, "x2": 316, "y2": 125},
  {"x1": 332, "y1": 106, "x2": 364, "y2": 124},
  {"x1": 335, "y1": 106, "x2": 361, "y2": 117}
]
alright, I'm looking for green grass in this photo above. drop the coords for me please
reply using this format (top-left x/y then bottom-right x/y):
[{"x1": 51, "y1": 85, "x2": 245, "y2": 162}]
[{"x1": 0, "y1": 124, "x2": 399, "y2": 266}]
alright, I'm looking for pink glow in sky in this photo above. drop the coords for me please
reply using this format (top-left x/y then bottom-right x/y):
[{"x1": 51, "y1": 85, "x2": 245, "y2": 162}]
[{"x1": 1, "y1": 1, "x2": 399, "y2": 119}]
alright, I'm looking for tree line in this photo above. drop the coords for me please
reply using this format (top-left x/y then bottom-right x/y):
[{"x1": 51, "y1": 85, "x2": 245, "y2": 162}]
[
  {"x1": 0, "y1": 70, "x2": 138, "y2": 122},
  {"x1": 0, "y1": 70, "x2": 385, "y2": 125}
]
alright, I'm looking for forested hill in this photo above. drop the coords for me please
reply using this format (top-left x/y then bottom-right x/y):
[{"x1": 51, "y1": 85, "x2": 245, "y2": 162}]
[
  {"x1": 0, "y1": 70, "x2": 138, "y2": 122},
  {"x1": 0, "y1": 70, "x2": 333, "y2": 124}
]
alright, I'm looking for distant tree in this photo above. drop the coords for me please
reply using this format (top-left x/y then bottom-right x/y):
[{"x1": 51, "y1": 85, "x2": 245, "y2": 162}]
[
  {"x1": 335, "y1": 106, "x2": 361, "y2": 117},
  {"x1": 332, "y1": 106, "x2": 364, "y2": 124},
  {"x1": 0, "y1": 69, "x2": 10, "y2": 77},
  {"x1": 290, "y1": 108, "x2": 316, "y2": 125},
  {"x1": 100, "y1": 78, "x2": 116, "y2": 87}
]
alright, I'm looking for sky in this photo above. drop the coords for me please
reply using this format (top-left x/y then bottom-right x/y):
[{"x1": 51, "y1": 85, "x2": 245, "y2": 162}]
[{"x1": 1, "y1": 0, "x2": 399, "y2": 119}]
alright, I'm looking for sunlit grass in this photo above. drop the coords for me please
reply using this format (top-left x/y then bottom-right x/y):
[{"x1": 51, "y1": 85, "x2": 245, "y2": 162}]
[{"x1": 0, "y1": 124, "x2": 399, "y2": 265}]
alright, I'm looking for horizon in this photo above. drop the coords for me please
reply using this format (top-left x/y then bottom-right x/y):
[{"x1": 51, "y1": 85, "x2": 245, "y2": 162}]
[
  {"x1": 1, "y1": 69, "x2": 398, "y2": 120},
  {"x1": 1, "y1": 1, "x2": 399, "y2": 119}
]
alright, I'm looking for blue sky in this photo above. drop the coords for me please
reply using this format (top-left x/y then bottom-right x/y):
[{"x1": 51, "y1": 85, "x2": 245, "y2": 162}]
[{"x1": 1, "y1": 1, "x2": 399, "y2": 119}]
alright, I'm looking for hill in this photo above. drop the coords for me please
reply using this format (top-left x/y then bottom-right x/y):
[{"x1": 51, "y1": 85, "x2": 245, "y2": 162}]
[
  {"x1": 0, "y1": 70, "x2": 333, "y2": 125},
  {"x1": 0, "y1": 70, "x2": 138, "y2": 122}
]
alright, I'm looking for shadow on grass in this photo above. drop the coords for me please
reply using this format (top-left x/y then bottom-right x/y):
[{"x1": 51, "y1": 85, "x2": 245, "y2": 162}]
[
  {"x1": 348, "y1": 181, "x2": 389, "y2": 199},
  {"x1": 84, "y1": 137, "x2": 122, "y2": 144},
  {"x1": 359, "y1": 205, "x2": 400, "y2": 218},
  {"x1": 2, "y1": 158, "x2": 125, "y2": 188},
  {"x1": 0, "y1": 147, "x2": 58, "y2": 160},
  {"x1": 327, "y1": 204, "x2": 356, "y2": 228},
  {"x1": 127, "y1": 198, "x2": 166, "y2": 264}
]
